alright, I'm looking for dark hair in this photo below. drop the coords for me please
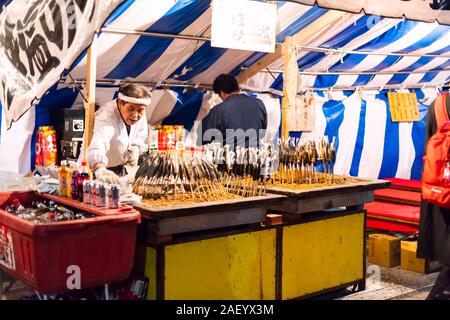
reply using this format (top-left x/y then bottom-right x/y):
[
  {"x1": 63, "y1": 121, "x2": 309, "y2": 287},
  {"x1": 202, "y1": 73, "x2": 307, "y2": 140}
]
[
  {"x1": 213, "y1": 74, "x2": 240, "y2": 94},
  {"x1": 119, "y1": 83, "x2": 151, "y2": 99}
]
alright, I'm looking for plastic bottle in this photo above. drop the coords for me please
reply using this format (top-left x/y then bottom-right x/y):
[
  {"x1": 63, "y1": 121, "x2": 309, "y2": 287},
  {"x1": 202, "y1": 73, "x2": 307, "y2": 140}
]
[
  {"x1": 70, "y1": 163, "x2": 80, "y2": 200},
  {"x1": 77, "y1": 161, "x2": 91, "y2": 200},
  {"x1": 66, "y1": 162, "x2": 73, "y2": 198},
  {"x1": 58, "y1": 161, "x2": 68, "y2": 196}
]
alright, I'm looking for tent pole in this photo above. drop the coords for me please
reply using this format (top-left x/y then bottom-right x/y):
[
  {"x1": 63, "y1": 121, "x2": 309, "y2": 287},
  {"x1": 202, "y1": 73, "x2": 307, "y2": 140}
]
[
  {"x1": 62, "y1": 78, "x2": 211, "y2": 90},
  {"x1": 281, "y1": 37, "x2": 296, "y2": 139},
  {"x1": 61, "y1": 77, "x2": 448, "y2": 93},
  {"x1": 243, "y1": 68, "x2": 450, "y2": 76},
  {"x1": 298, "y1": 82, "x2": 449, "y2": 92},
  {"x1": 101, "y1": 27, "x2": 212, "y2": 42},
  {"x1": 297, "y1": 45, "x2": 450, "y2": 59},
  {"x1": 83, "y1": 35, "x2": 98, "y2": 161}
]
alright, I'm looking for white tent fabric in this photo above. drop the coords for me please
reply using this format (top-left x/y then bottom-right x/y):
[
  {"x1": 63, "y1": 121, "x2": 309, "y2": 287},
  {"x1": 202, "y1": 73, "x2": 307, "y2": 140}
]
[
  {"x1": 292, "y1": 89, "x2": 435, "y2": 180},
  {"x1": 0, "y1": 104, "x2": 35, "y2": 173}
]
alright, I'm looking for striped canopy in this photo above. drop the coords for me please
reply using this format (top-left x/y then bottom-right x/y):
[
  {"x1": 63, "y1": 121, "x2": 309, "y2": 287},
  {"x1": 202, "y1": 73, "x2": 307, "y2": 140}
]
[{"x1": 64, "y1": 0, "x2": 450, "y2": 93}]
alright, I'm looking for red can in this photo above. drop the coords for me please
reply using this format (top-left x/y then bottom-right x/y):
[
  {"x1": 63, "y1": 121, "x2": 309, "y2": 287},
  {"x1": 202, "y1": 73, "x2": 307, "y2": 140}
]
[
  {"x1": 158, "y1": 129, "x2": 167, "y2": 151},
  {"x1": 38, "y1": 127, "x2": 57, "y2": 167},
  {"x1": 158, "y1": 126, "x2": 176, "y2": 151},
  {"x1": 35, "y1": 130, "x2": 43, "y2": 167}
]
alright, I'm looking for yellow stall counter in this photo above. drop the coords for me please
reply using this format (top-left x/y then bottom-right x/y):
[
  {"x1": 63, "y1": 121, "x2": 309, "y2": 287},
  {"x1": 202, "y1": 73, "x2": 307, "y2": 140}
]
[
  {"x1": 138, "y1": 228, "x2": 277, "y2": 300},
  {"x1": 135, "y1": 211, "x2": 366, "y2": 300},
  {"x1": 282, "y1": 212, "x2": 365, "y2": 299}
]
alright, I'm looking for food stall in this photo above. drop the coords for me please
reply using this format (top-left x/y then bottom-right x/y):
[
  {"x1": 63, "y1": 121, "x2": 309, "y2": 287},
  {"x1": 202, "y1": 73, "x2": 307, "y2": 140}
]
[
  {"x1": 130, "y1": 139, "x2": 389, "y2": 300},
  {"x1": 1, "y1": 0, "x2": 449, "y2": 302}
]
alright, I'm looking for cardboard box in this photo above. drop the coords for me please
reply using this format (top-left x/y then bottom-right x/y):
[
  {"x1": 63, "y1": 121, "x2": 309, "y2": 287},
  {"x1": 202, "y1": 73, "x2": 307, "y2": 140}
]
[
  {"x1": 368, "y1": 233, "x2": 401, "y2": 267},
  {"x1": 400, "y1": 238, "x2": 425, "y2": 273}
]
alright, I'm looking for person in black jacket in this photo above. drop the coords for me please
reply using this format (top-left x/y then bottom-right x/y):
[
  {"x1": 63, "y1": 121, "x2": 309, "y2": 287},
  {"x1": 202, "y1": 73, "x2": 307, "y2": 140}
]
[
  {"x1": 418, "y1": 93, "x2": 450, "y2": 300},
  {"x1": 200, "y1": 74, "x2": 268, "y2": 148}
]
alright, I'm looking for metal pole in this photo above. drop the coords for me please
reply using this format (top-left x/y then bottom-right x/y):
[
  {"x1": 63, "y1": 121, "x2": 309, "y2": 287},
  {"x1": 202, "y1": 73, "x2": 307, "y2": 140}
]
[
  {"x1": 298, "y1": 45, "x2": 450, "y2": 59},
  {"x1": 100, "y1": 27, "x2": 284, "y2": 46},
  {"x1": 104, "y1": 26, "x2": 450, "y2": 59},
  {"x1": 250, "y1": 68, "x2": 450, "y2": 76},
  {"x1": 60, "y1": 78, "x2": 212, "y2": 90},
  {"x1": 101, "y1": 27, "x2": 211, "y2": 42},
  {"x1": 298, "y1": 82, "x2": 448, "y2": 92},
  {"x1": 60, "y1": 77, "x2": 448, "y2": 93}
]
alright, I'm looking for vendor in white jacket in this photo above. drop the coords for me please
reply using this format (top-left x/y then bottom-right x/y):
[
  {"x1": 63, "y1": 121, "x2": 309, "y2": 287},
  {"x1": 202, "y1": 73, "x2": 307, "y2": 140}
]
[{"x1": 86, "y1": 83, "x2": 151, "y2": 184}]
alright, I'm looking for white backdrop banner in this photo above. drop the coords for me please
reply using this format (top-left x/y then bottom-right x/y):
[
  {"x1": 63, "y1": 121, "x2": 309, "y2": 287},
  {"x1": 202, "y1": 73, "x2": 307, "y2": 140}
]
[{"x1": 0, "y1": 0, "x2": 125, "y2": 129}]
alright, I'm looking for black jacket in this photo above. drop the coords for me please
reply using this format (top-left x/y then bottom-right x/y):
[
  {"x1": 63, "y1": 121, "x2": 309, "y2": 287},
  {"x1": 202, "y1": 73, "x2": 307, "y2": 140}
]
[
  {"x1": 200, "y1": 94, "x2": 268, "y2": 148},
  {"x1": 418, "y1": 94, "x2": 450, "y2": 266}
]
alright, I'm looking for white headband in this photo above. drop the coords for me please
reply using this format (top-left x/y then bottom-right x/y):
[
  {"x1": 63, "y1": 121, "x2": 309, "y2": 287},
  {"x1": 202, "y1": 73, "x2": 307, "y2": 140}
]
[{"x1": 118, "y1": 92, "x2": 152, "y2": 106}]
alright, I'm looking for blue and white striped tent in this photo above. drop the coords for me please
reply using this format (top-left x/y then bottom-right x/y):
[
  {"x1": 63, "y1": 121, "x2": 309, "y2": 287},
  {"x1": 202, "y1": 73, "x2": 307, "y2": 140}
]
[{"x1": 1, "y1": 0, "x2": 449, "y2": 180}]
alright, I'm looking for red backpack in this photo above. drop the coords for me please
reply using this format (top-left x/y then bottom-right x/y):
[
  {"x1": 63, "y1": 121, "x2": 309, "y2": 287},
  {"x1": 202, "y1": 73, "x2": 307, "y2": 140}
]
[{"x1": 422, "y1": 93, "x2": 450, "y2": 208}]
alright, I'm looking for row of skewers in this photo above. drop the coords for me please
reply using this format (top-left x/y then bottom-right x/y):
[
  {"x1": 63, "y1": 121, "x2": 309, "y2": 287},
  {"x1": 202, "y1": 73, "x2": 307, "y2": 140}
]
[
  {"x1": 277, "y1": 137, "x2": 336, "y2": 185},
  {"x1": 132, "y1": 136, "x2": 338, "y2": 202},
  {"x1": 133, "y1": 150, "x2": 227, "y2": 201},
  {"x1": 133, "y1": 143, "x2": 278, "y2": 201},
  {"x1": 204, "y1": 144, "x2": 276, "y2": 197}
]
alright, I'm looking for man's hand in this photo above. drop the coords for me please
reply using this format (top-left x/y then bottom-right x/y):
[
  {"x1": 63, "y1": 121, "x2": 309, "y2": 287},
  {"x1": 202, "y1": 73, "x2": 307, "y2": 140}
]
[{"x1": 95, "y1": 167, "x2": 120, "y2": 185}]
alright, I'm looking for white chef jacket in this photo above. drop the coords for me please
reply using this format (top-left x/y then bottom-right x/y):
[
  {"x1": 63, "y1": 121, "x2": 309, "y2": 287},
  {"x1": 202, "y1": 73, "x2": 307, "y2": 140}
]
[{"x1": 86, "y1": 100, "x2": 148, "y2": 169}]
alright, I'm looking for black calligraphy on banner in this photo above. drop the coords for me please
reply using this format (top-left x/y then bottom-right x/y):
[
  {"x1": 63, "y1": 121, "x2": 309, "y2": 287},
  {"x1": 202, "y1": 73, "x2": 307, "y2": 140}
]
[
  {"x1": 0, "y1": 0, "x2": 123, "y2": 129},
  {"x1": 430, "y1": 0, "x2": 450, "y2": 10}
]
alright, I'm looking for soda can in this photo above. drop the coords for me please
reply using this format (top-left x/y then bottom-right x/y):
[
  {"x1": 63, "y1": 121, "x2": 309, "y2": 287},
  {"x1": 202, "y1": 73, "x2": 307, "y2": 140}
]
[
  {"x1": 90, "y1": 181, "x2": 98, "y2": 206},
  {"x1": 83, "y1": 180, "x2": 91, "y2": 204},
  {"x1": 109, "y1": 184, "x2": 120, "y2": 209},
  {"x1": 97, "y1": 183, "x2": 107, "y2": 207}
]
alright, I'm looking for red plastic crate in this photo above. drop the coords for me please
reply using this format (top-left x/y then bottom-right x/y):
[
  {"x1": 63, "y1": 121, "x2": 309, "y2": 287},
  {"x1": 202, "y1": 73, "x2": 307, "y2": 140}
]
[{"x1": 0, "y1": 192, "x2": 141, "y2": 294}]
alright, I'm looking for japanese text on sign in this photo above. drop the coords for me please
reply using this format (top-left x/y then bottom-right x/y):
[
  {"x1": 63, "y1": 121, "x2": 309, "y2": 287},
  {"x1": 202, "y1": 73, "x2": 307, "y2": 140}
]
[{"x1": 211, "y1": 0, "x2": 277, "y2": 53}]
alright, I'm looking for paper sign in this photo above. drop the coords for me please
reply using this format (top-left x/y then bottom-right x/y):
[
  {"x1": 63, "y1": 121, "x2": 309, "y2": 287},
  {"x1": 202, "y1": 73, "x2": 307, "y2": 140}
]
[
  {"x1": 211, "y1": 0, "x2": 277, "y2": 53},
  {"x1": 288, "y1": 95, "x2": 316, "y2": 132},
  {"x1": 388, "y1": 92, "x2": 420, "y2": 122}
]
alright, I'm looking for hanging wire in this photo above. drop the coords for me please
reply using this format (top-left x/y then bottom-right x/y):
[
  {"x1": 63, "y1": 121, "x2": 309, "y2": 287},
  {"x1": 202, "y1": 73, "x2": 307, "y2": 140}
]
[
  {"x1": 63, "y1": 72, "x2": 88, "y2": 103},
  {"x1": 265, "y1": 67, "x2": 278, "y2": 81}
]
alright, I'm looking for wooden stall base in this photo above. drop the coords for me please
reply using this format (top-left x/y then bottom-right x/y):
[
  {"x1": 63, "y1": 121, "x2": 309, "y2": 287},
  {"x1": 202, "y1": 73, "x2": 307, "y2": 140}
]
[
  {"x1": 136, "y1": 208, "x2": 367, "y2": 300},
  {"x1": 292, "y1": 279, "x2": 366, "y2": 300},
  {"x1": 146, "y1": 233, "x2": 173, "y2": 244},
  {"x1": 151, "y1": 207, "x2": 266, "y2": 236},
  {"x1": 268, "y1": 179, "x2": 390, "y2": 215},
  {"x1": 134, "y1": 194, "x2": 286, "y2": 240}
]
